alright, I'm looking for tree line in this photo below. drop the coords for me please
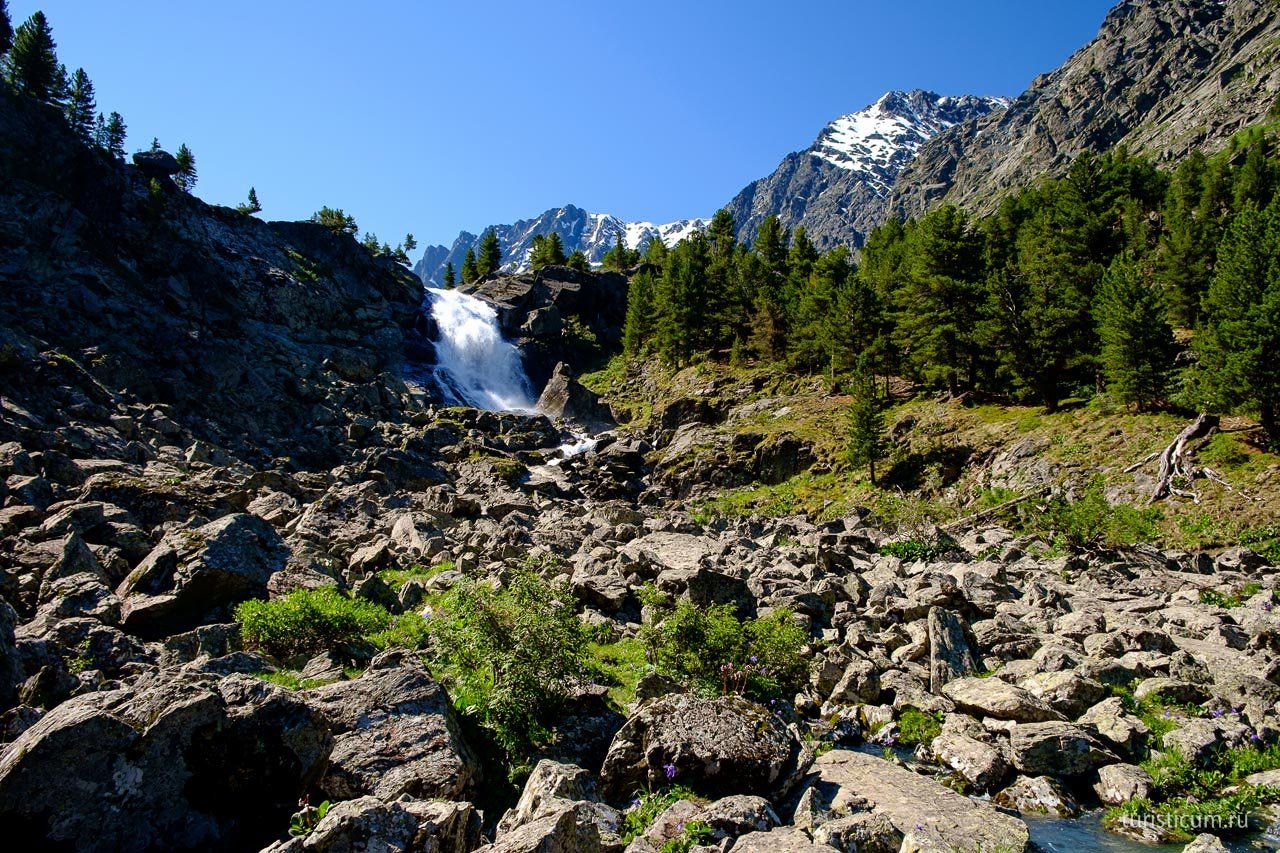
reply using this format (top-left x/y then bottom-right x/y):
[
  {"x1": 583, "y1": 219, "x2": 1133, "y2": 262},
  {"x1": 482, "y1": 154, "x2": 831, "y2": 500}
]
[{"x1": 620, "y1": 131, "x2": 1280, "y2": 448}]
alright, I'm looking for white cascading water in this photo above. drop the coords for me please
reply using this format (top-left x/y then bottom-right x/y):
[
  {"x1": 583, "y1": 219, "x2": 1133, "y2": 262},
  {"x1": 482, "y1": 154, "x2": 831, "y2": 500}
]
[{"x1": 425, "y1": 287, "x2": 537, "y2": 412}]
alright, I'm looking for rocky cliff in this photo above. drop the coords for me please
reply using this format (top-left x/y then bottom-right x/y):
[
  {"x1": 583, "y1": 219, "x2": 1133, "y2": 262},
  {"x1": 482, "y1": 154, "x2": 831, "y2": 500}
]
[
  {"x1": 0, "y1": 88, "x2": 425, "y2": 470},
  {"x1": 889, "y1": 0, "x2": 1280, "y2": 219},
  {"x1": 723, "y1": 90, "x2": 1006, "y2": 250}
]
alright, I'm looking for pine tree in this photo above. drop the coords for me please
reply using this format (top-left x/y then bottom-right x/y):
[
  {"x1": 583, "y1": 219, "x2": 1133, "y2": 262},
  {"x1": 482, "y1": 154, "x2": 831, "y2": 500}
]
[
  {"x1": 1094, "y1": 255, "x2": 1177, "y2": 411},
  {"x1": 602, "y1": 233, "x2": 636, "y2": 272},
  {"x1": 8, "y1": 11, "x2": 59, "y2": 102},
  {"x1": 566, "y1": 250, "x2": 589, "y2": 272},
  {"x1": 64, "y1": 67, "x2": 95, "y2": 142},
  {"x1": 622, "y1": 268, "x2": 656, "y2": 358},
  {"x1": 104, "y1": 112, "x2": 127, "y2": 159},
  {"x1": 846, "y1": 355, "x2": 886, "y2": 486},
  {"x1": 891, "y1": 205, "x2": 985, "y2": 395},
  {"x1": 247, "y1": 187, "x2": 261, "y2": 212},
  {"x1": 790, "y1": 247, "x2": 852, "y2": 373},
  {"x1": 443, "y1": 262, "x2": 456, "y2": 289},
  {"x1": 403, "y1": 233, "x2": 417, "y2": 253},
  {"x1": 0, "y1": 0, "x2": 13, "y2": 59},
  {"x1": 1156, "y1": 151, "x2": 1217, "y2": 328},
  {"x1": 656, "y1": 233, "x2": 710, "y2": 365},
  {"x1": 1195, "y1": 200, "x2": 1280, "y2": 446},
  {"x1": 310, "y1": 206, "x2": 358, "y2": 236},
  {"x1": 477, "y1": 228, "x2": 502, "y2": 276},
  {"x1": 530, "y1": 232, "x2": 567, "y2": 269},
  {"x1": 174, "y1": 144, "x2": 197, "y2": 192},
  {"x1": 461, "y1": 247, "x2": 479, "y2": 283}
]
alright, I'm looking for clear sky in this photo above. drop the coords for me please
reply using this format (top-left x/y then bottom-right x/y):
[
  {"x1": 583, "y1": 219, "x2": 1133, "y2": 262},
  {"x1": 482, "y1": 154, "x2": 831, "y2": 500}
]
[{"x1": 15, "y1": 1, "x2": 1118, "y2": 250}]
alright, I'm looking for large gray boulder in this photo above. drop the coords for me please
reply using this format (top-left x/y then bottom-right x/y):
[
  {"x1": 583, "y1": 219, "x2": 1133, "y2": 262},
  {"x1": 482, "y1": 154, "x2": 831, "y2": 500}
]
[
  {"x1": 800, "y1": 749, "x2": 1029, "y2": 852},
  {"x1": 1007, "y1": 721, "x2": 1119, "y2": 776},
  {"x1": 598, "y1": 694, "x2": 802, "y2": 801},
  {"x1": 941, "y1": 676, "x2": 1065, "y2": 723},
  {"x1": 117, "y1": 513, "x2": 289, "y2": 637},
  {"x1": 264, "y1": 796, "x2": 481, "y2": 853},
  {"x1": 0, "y1": 673, "x2": 330, "y2": 851},
  {"x1": 928, "y1": 607, "x2": 979, "y2": 693},
  {"x1": 305, "y1": 654, "x2": 479, "y2": 802}
]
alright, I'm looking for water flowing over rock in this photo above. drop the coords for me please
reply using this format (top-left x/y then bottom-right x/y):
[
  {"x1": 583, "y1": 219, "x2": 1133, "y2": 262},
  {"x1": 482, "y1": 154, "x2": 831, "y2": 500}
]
[{"x1": 425, "y1": 287, "x2": 536, "y2": 412}]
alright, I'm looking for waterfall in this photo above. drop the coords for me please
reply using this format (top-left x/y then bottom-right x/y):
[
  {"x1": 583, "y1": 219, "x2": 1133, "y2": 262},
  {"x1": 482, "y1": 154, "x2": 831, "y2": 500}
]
[{"x1": 424, "y1": 287, "x2": 536, "y2": 412}]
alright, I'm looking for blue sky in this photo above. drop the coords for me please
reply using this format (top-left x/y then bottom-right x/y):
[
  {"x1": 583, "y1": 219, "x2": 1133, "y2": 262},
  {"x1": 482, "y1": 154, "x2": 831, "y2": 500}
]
[{"x1": 16, "y1": 1, "x2": 1117, "y2": 250}]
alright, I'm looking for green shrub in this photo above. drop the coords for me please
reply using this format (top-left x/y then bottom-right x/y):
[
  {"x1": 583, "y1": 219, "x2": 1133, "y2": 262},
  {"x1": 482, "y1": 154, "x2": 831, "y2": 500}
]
[
  {"x1": 897, "y1": 707, "x2": 943, "y2": 746},
  {"x1": 878, "y1": 539, "x2": 951, "y2": 562},
  {"x1": 661, "y1": 820, "x2": 713, "y2": 853},
  {"x1": 428, "y1": 570, "x2": 588, "y2": 755},
  {"x1": 235, "y1": 587, "x2": 390, "y2": 660},
  {"x1": 621, "y1": 786, "x2": 702, "y2": 844},
  {"x1": 1040, "y1": 477, "x2": 1162, "y2": 548},
  {"x1": 638, "y1": 585, "x2": 808, "y2": 701}
]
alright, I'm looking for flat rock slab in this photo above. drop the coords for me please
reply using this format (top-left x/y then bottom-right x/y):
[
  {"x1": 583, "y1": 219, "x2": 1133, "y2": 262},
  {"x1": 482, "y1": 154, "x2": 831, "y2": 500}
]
[
  {"x1": 618, "y1": 532, "x2": 714, "y2": 572},
  {"x1": 807, "y1": 750, "x2": 1029, "y2": 853}
]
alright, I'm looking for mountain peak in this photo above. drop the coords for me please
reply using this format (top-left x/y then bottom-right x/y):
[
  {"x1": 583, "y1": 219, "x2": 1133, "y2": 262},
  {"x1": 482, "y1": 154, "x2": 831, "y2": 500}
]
[{"x1": 812, "y1": 90, "x2": 1010, "y2": 195}]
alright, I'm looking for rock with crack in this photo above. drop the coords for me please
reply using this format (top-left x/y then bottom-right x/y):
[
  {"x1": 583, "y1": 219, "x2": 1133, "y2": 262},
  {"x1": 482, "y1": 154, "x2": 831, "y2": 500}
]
[
  {"x1": 799, "y1": 749, "x2": 1029, "y2": 852},
  {"x1": 598, "y1": 694, "x2": 803, "y2": 801},
  {"x1": 304, "y1": 652, "x2": 479, "y2": 802}
]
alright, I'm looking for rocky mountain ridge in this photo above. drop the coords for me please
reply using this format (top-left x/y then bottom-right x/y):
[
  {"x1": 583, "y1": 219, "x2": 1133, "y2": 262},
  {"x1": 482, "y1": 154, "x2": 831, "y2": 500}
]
[
  {"x1": 414, "y1": 206, "x2": 707, "y2": 285},
  {"x1": 888, "y1": 0, "x2": 1280, "y2": 219},
  {"x1": 724, "y1": 90, "x2": 1008, "y2": 250}
]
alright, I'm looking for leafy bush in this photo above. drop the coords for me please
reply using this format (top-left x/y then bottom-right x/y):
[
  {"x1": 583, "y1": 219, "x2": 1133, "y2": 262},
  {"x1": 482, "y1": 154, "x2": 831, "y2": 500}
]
[
  {"x1": 896, "y1": 707, "x2": 943, "y2": 746},
  {"x1": 621, "y1": 786, "x2": 703, "y2": 844},
  {"x1": 235, "y1": 587, "x2": 390, "y2": 660},
  {"x1": 878, "y1": 539, "x2": 951, "y2": 562},
  {"x1": 661, "y1": 820, "x2": 713, "y2": 853},
  {"x1": 1040, "y1": 477, "x2": 1162, "y2": 548},
  {"x1": 428, "y1": 570, "x2": 588, "y2": 755},
  {"x1": 638, "y1": 585, "x2": 808, "y2": 701}
]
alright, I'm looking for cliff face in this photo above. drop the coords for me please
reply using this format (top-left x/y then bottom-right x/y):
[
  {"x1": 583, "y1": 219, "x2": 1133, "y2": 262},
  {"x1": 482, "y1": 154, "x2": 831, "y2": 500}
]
[
  {"x1": 0, "y1": 89, "x2": 425, "y2": 468},
  {"x1": 889, "y1": 0, "x2": 1280, "y2": 219}
]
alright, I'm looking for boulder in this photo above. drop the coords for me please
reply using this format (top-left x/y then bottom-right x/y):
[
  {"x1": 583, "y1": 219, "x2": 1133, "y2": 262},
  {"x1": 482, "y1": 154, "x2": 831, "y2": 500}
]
[
  {"x1": 265, "y1": 796, "x2": 481, "y2": 853},
  {"x1": 932, "y1": 731, "x2": 1009, "y2": 791},
  {"x1": 117, "y1": 513, "x2": 289, "y2": 637},
  {"x1": 1077, "y1": 697, "x2": 1150, "y2": 758},
  {"x1": 1094, "y1": 762, "x2": 1155, "y2": 805},
  {"x1": 536, "y1": 362, "x2": 614, "y2": 428},
  {"x1": 698, "y1": 795, "x2": 780, "y2": 840},
  {"x1": 928, "y1": 607, "x2": 979, "y2": 693},
  {"x1": 799, "y1": 750, "x2": 1028, "y2": 852},
  {"x1": 992, "y1": 775, "x2": 1081, "y2": 817},
  {"x1": 305, "y1": 654, "x2": 479, "y2": 802},
  {"x1": 497, "y1": 760, "x2": 597, "y2": 836},
  {"x1": 474, "y1": 799, "x2": 602, "y2": 853},
  {"x1": 0, "y1": 673, "x2": 330, "y2": 851},
  {"x1": 1017, "y1": 670, "x2": 1107, "y2": 719},
  {"x1": 941, "y1": 676, "x2": 1065, "y2": 723},
  {"x1": 810, "y1": 813, "x2": 902, "y2": 853},
  {"x1": 598, "y1": 694, "x2": 802, "y2": 801},
  {"x1": 1007, "y1": 721, "x2": 1119, "y2": 776},
  {"x1": 730, "y1": 827, "x2": 837, "y2": 852},
  {"x1": 132, "y1": 149, "x2": 181, "y2": 176}
]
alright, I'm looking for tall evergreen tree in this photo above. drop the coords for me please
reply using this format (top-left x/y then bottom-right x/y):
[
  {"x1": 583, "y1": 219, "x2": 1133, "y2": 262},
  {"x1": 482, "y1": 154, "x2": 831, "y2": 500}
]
[
  {"x1": 790, "y1": 247, "x2": 852, "y2": 374},
  {"x1": 530, "y1": 232, "x2": 566, "y2": 268},
  {"x1": 1195, "y1": 200, "x2": 1280, "y2": 447},
  {"x1": 845, "y1": 355, "x2": 887, "y2": 486},
  {"x1": 64, "y1": 67, "x2": 95, "y2": 142},
  {"x1": 655, "y1": 232, "x2": 710, "y2": 365},
  {"x1": 622, "y1": 268, "x2": 656, "y2": 358},
  {"x1": 443, "y1": 262, "x2": 456, "y2": 289},
  {"x1": 0, "y1": 0, "x2": 13, "y2": 60},
  {"x1": 891, "y1": 205, "x2": 985, "y2": 395},
  {"x1": 403, "y1": 233, "x2": 417, "y2": 253},
  {"x1": 477, "y1": 228, "x2": 502, "y2": 276},
  {"x1": 235, "y1": 187, "x2": 262, "y2": 214},
  {"x1": 565, "y1": 249, "x2": 589, "y2": 272},
  {"x1": 1094, "y1": 255, "x2": 1178, "y2": 411},
  {"x1": 8, "y1": 11, "x2": 59, "y2": 102},
  {"x1": 1156, "y1": 151, "x2": 1218, "y2": 327},
  {"x1": 103, "y1": 111, "x2": 127, "y2": 159},
  {"x1": 461, "y1": 247, "x2": 479, "y2": 284},
  {"x1": 174, "y1": 143, "x2": 197, "y2": 192},
  {"x1": 602, "y1": 233, "x2": 637, "y2": 271}
]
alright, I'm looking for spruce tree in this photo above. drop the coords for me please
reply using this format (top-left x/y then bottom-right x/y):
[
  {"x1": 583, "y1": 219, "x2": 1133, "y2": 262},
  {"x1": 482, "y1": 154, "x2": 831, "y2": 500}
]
[
  {"x1": 656, "y1": 233, "x2": 709, "y2": 365},
  {"x1": 622, "y1": 268, "x2": 656, "y2": 358},
  {"x1": 846, "y1": 355, "x2": 886, "y2": 486},
  {"x1": 530, "y1": 232, "x2": 567, "y2": 269},
  {"x1": 1094, "y1": 255, "x2": 1177, "y2": 411},
  {"x1": 8, "y1": 11, "x2": 59, "y2": 102},
  {"x1": 1195, "y1": 200, "x2": 1280, "y2": 446},
  {"x1": 64, "y1": 67, "x2": 95, "y2": 142},
  {"x1": 443, "y1": 262, "x2": 456, "y2": 289},
  {"x1": 93, "y1": 112, "x2": 107, "y2": 147},
  {"x1": 404, "y1": 233, "x2": 417, "y2": 253},
  {"x1": 174, "y1": 144, "x2": 197, "y2": 192},
  {"x1": 1156, "y1": 152, "x2": 1217, "y2": 328},
  {"x1": 477, "y1": 228, "x2": 502, "y2": 276},
  {"x1": 566, "y1": 250, "x2": 589, "y2": 272},
  {"x1": 461, "y1": 247, "x2": 479, "y2": 283},
  {"x1": 235, "y1": 187, "x2": 262, "y2": 214},
  {"x1": 891, "y1": 205, "x2": 985, "y2": 395},
  {"x1": 0, "y1": 0, "x2": 13, "y2": 59},
  {"x1": 104, "y1": 112, "x2": 127, "y2": 159},
  {"x1": 602, "y1": 233, "x2": 633, "y2": 272}
]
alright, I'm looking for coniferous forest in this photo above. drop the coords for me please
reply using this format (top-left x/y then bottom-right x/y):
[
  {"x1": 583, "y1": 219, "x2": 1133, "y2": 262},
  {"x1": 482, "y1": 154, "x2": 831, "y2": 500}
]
[{"x1": 621, "y1": 135, "x2": 1280, "y2": 446}]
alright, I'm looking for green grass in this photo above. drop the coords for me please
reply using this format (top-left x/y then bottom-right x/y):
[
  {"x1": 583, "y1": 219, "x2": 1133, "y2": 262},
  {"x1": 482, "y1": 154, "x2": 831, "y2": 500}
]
[
  {"x1": 379, "y1": 561, "x2": 453, "y2": 591},
  {"x1": 251, "y1": 670, "x2": 339, "y2": 690},
  {"x1": 589, "y1": 637, "x2": 650, "y2": 709}
]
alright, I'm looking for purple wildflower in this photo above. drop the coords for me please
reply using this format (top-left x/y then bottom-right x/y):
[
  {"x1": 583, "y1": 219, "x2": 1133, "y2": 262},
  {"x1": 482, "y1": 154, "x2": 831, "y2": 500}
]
[
  {"x1": 663, "y1": 762, "x2": 676, "y2": 779},
  {"x1": 750, "y1": 655, "x2": 758, "y2": 664}
]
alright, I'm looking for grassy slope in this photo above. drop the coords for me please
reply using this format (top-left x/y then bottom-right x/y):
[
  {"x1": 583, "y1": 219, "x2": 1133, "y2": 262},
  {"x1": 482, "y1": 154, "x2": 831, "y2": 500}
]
[{"x1": 582, "y1": 356, "x2": 1280, "y2": 553}]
